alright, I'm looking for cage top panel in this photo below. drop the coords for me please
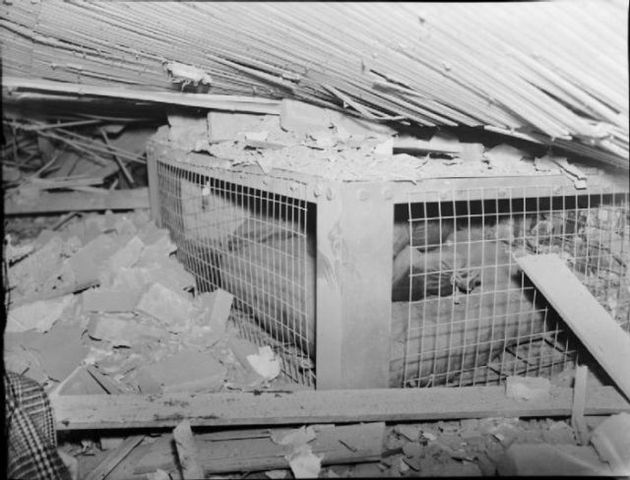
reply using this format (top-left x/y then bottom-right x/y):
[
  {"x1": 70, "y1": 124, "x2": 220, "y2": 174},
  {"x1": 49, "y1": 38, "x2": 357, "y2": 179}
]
[{"x1": 150, "y1": 139, "x2": 629, "y2": 204}]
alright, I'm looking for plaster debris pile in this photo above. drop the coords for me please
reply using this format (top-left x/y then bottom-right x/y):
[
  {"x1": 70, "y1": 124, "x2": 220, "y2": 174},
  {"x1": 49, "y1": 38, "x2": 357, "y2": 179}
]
[
  {"x1": 162, "y1": 99, "x2": 597, "y2": 184},
  {"x1": 4, "y1": 210, "x2": 289, "y2": 395}
]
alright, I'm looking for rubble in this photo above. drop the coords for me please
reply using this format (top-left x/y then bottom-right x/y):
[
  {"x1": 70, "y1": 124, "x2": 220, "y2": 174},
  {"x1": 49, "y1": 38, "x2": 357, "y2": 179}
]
[
  {"x1": 590, "y1": 412, "x2": 630, "y2": 475},
  {"x1": 3, "y1": 209, "x2": 290, "y2": 396}
]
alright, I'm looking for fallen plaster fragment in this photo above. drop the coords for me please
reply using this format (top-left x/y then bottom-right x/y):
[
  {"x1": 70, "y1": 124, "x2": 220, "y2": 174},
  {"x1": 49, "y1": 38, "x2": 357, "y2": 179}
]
[
  {"x1": 135, "y1": 282, "x2": 197, "y2": 331},
  {"x1": 195, "y1": 289, "x2": 233, "y2": 331},
  {"x1": 265, "y1": 470, "x2": 288, "y2": 479},
  {"x1": 271, "y1": 426, "x2": 317, "y2": 447},
  {"x1": 137, "y1": 350, "x2": 227, "y2": 393},
  {"x1": 374, "y1": 137, "x2": 394, "y2": 156},
  {"x1": 484, "y1": 143, "x2": 528, "y2": 167},
  {"x1": 146, "y1": 469, "x2": 171, "y2": 480},
  {"x1": 108, "y1": 235, "x2": 144, "y2": 271},
  {"x1": 137, "y1": 232, "x2": 176, "y2": 265},
  {"x1": 247, "y1": 346, "x2": 281, "y2": 381},
  {"x1": 208, "y1": 112, "x2": 275, "y2": 142},
  {"x1": 256, "y1": 155, "x2": 274, "y2": 174},
  {"x1": 82, "y1": 288, "x2": 141, "y2": 312},
  {"x1": 87, "y1": 315, "x2": 166, "y2": 347},
  {"x1": 28, "y1": 322, "x2": 89, "y2": 382},
  {"x1": 394, "y1": 424, "x2": 421, "y2": 441},
  {"x1": 245, "y1": 130, "x2": 269, "y2": 142},
  {"x1": 286, "y1": 444, "x2": 323, "y2": 479},
  {"x1": 4, "y1": 237, "x2": 34, "y2": 263},
  {"x1": 505, "y1": 375, "x2": 551, "y2": 401},
  {"x1": 590, "y1": 412, "x2": 630, "y2": 475},
  {"x1": 168, "y1": 113, "x2": 210, "y2": 153},
  {"x1": 7, "y1": 295, "x2": 75, "y2": 333}
]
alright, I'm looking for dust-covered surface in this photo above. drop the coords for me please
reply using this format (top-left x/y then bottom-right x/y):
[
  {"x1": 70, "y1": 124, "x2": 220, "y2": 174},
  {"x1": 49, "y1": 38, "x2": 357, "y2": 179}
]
[{"x1": 160, "y1": 109, "x2": 610, "y2": 184}]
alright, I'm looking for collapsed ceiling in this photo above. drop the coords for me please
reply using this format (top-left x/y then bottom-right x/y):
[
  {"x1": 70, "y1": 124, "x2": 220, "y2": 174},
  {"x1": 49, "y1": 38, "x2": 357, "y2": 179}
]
[{"x1": 1, "y1": 1, "x2": 628, "y2": 168}]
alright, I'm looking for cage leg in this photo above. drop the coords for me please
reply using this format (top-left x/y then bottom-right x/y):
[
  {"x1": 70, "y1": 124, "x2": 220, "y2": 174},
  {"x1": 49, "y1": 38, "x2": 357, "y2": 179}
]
[{"x1": 316, "y1": 183, "x2": 393, "y2": 389}]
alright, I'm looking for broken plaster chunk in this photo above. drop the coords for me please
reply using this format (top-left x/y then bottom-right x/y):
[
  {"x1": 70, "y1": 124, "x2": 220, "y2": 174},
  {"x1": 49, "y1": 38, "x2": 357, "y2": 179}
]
[
  {"x1": 194, "y1": 289, "x2": 233, "y2": 332},
  {"x1": 168, "y1": 113, "x2": 210, "y2": 153},
  {"x1": 590, "y1": 412, "x2": 630, "y2": 475},
  {"x1": 374, "y1": 137, "x2": 394, "y2": 156},
  {"x1": 485, "y1": 143, "x2": 527, "y2": 167},
  {"x1": 244, "y1": 130, "x2": 269, "y2": 142},
  {"x1": 137, "y1": 233, "x2": 176, "y2": 265},
  {"x1": 135, "y1": 283, "x2": 197, "y2": 331},
  {"x1": 146, "y1": 469, "x2": 171, "y2": 480},
  {"x1": 7, "y1": 295, "x2": 75, "y2": 333},
  {"x1": 137, "y1": 350, "x2": 227, "y2": 393},
  {"x1": 394, "y1": 424, "x2": 421, "y2": 442},
  {"x1": 286, "y1": 444, "x2": 323, "y2": 479},
  {"x1": 207, "y1": 112, "x2": 273, "y2": 143},
  {"x1": 165, "y1": 61, "x2": 212, "y2": 86},
  {"x1": 108, "y1": 236, "x2": 145, "y2": 272},
  {"x1": 247, "y1": 346, "x2": 281, "y2": 381},
  {"x1": 272, "y1": 426, "x2": 317, "y2": 447},
  {"x1": 87, "y1": 315, "x2": 166, "y2": 347},
  {"x1": 265, "y1": 470, "x2": 288, "y2": 479},
  {"x1": 505, "y1": 375, "x2": 551, "y2": 401},
  {"x1": 82, "y1": 288, "x2": 142, "y2": 313}
]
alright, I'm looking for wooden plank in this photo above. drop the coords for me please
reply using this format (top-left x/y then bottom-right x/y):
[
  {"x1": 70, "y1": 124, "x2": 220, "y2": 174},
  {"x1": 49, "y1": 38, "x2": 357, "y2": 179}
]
[
  {"x1": 315, "y1": 186, "x2": 345, "y2": 389},
  {"x1": 84, "y1": 435, "x2": 145, "y2": 480},
  {"x1": 4, "y1": 187, "x2": 149, "y2": 214},
  {"x1": 4, "y1": 77, "x2": 282, "y2": 115},
  {"x1": 145, "y1": 145, "x2": 162, "y2": 226},
  {"x1": 135, "y1": 422, "x2": 385, "y2": 475},
  {"x1": 572, "y1": 365, "x2": 589, "y2": 445},
  {"x1": 51, "y1": 386, "x2": 630, "y2": 431},
  {"x1": 517, "y1": 254, "x2": 630, "y2": 401},
  {"x1": 173, "y1": 420, "x2": 204, "y2": 480}
]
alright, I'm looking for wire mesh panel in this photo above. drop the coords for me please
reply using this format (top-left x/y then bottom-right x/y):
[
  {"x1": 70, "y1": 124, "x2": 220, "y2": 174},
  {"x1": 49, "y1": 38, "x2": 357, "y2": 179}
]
[
  {"x1": 392, "y1": 186, "x2": 630, "y2": 388},
  {"x1": 157, "y1": 160, "x2": 316, "y2": 386}
]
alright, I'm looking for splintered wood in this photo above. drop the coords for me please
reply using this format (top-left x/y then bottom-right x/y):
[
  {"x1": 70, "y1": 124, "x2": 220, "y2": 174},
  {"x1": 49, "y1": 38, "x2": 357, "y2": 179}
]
[
  {"x1": 1, "y1": 2, "x2": 627, "y2": 167},
  {"x1": 135, "y1": 423, "x2": 385, "y2": 476}
]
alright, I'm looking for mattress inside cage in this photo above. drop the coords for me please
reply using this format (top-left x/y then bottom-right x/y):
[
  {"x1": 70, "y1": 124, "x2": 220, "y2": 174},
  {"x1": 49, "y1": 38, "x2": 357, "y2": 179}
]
[{"x1": 392, "y1": 190, "x2": 630, "y2": 388}]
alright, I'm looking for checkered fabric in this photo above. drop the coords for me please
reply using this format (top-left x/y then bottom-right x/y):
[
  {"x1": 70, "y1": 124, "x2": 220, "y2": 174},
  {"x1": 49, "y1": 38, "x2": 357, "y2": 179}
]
[{"x1": 4, "y1": 371, "x2": 71, "y2": 480}]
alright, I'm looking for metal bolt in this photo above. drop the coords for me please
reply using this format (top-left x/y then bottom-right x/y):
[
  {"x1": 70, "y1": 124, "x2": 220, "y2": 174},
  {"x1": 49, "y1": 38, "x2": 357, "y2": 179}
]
[
  {"x1": 326, "y1": 187, "x2": 334, "y2": 200},
  {"x1": 358, "y1": 189, "x2": 369, "y2": 201},
  {"x1": 314, "y1": 185, "x2": 323, "y2": 197}
]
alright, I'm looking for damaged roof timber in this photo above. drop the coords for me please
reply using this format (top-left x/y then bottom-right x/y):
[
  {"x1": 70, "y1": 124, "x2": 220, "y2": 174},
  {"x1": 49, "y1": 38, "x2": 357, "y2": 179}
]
[{"x1": 1, "y1": 1, "x2": 628, "y2": 168}]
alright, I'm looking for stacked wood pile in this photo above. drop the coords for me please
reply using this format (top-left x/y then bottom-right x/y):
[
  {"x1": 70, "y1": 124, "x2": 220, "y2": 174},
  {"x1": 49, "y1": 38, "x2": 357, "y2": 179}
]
[{"x1": 1, "y1": 1, "x2": 628, "y2": 169}]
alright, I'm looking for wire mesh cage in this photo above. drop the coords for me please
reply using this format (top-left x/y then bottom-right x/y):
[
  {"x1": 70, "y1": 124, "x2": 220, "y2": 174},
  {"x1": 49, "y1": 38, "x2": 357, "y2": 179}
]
[
  {"x1": 149, "y1": 140, "x2": 629, "y2": 390},
  {"x1": 391, "y1": 187, "x2": 630, "y2": 388},
  {"x1": 156, "y1": 160, "x2": 316, "y2": 386}
]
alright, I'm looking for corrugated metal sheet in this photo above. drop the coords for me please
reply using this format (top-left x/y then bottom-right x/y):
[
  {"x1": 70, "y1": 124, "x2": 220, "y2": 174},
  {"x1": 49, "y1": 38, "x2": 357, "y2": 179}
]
[{"x1": 1, "y1": 1, "x2": 628, "y2": 167}]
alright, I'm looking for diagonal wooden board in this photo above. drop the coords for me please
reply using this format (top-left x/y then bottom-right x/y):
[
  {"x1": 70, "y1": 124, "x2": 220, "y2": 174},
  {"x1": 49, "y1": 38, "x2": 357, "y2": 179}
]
[{"x1": 516, "y1": 254, "x2": 630, "y2": 401}]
